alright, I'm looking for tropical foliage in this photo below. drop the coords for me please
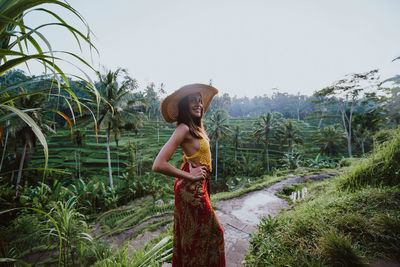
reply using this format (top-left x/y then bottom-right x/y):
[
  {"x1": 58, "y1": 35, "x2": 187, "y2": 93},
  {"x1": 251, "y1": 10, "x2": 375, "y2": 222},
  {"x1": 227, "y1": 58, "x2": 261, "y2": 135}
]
[{"x1": 1, "y1": 1, "x2": 399, "y2": 266}]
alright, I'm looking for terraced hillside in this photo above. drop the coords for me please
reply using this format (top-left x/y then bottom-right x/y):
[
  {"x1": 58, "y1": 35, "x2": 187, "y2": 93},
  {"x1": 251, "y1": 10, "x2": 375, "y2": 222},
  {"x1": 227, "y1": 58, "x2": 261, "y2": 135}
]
[{"x1": 28, "y1": 117, "x2": 326, "y2": 182}]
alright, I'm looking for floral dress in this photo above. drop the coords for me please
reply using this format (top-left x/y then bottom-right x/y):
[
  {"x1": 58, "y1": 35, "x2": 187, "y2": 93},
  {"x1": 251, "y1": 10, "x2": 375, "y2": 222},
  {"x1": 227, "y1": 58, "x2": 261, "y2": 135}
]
[{"x1": 172, "y1": 138, "x2": 225, "y2": 267}]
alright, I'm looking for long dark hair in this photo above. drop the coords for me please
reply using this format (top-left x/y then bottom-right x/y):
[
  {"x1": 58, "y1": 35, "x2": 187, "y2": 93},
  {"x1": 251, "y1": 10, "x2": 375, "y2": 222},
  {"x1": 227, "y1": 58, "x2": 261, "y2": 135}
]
[{"x1": 177, "y1": 95, "x2": 207, "y2": 139}]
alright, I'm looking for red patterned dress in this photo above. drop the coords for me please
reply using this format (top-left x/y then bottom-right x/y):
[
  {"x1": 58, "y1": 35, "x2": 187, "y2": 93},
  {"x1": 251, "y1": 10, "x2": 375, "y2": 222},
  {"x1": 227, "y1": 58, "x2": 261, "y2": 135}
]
[{"x1": 172, "y1": 138, "x2": 225, "y2": 267}]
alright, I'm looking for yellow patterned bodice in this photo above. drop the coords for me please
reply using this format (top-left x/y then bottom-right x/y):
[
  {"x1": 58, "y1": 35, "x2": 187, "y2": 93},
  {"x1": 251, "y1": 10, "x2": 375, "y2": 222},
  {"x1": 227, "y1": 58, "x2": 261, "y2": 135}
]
[{"x1": 183, "y1": 138, "x2": 212, "y2": 172}]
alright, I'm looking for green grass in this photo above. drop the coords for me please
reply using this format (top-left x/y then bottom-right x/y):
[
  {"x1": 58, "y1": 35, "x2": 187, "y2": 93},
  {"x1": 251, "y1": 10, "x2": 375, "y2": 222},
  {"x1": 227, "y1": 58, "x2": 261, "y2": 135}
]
[
  {"x1": 97, "y1": 198, "x2": 174, "y2": 238},
  {"x1": 129, "y1": 217, "x2": 173, "y2": 239},
  {"x1": 339, "y1": 127, "x2": 400, "y2": 190},
  {"x1": 245, "y1": 177, "x2": 400, "y2": 266},
  {"x1": 211, "y1": 167, "x2": 337, "y2": 203},
  {"x1": 245, "y1": 128, "x2": 400, "y2": 266},
  {"x1": 246, "y1": 128, "x2": 400, "y2": 266}
]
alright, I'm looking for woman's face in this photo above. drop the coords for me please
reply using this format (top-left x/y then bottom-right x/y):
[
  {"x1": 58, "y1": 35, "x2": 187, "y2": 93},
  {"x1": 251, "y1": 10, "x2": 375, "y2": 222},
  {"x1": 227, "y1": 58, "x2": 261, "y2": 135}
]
[{"x1": 188, "y1": 93, "x2": 203, "y2": 118}]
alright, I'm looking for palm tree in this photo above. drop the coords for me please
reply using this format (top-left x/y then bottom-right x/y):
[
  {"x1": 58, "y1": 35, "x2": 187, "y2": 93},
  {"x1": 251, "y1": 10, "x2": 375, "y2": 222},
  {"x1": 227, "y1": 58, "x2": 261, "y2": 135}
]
[
  {"x1": 317, "y1": 124, "x2": 345, "y2": 156},
  {"x1": 8, "y1": 89, "x2": 55, "y2": 195},
  {"x1": 72, "y1": 128, "x2": 85, "y2": 178},
  {"x1": 88, "y1": 68, "x2": 145, "y2": 189},
  {"x1": 276, "y1": 119, "x2": 304, "y2": 154},
  {"x1": 208, "y1": 109, "x2": 230, "y2": 181},
  {"x1": 232, "y1": 125, "x2": 241, "y2": 161},
  {"x1": 352, "y1": 111, "x2": 382, "y2": 156},
  {"x1": 0, "y1": 0, "x2": 97, "y2": 191},
  {"x1": 252, "y1": 111, "x2": 276, "y2": 172}
]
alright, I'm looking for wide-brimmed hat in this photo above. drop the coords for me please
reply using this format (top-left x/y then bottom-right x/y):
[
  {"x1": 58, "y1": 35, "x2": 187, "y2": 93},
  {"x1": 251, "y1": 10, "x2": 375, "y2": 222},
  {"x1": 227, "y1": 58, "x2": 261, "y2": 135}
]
[{"x1": 160, "y1": 83, "x2": 218, "y2": 123}]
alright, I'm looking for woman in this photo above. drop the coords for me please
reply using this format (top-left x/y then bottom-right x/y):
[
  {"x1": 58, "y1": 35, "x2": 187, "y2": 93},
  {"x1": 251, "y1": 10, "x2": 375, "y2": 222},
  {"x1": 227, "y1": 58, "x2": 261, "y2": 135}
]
[{"x1": 152, "y1": 83, "x2": 225, "y2": 267}]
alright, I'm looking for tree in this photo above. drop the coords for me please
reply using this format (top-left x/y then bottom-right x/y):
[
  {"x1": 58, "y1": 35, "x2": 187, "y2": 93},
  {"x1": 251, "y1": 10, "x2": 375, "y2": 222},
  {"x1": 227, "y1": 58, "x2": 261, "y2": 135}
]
[
  {"x1": 144, "y1": 82, "x2": 165, "y2": 142},
  {"x1": 252, "y1": 111, "x2": 277, "y2": 172},
  {"x1": 83, "y1": 68, "x2": 145, "y2": 188},
  {"x1": 72, "y1": 128, "x2": 85, "y2": 178},
  {"x1": 317, "y1": 124, "x2": 345, "y2": 156},
  {"x1": 209, "y1": 93, "x2": 232, "y2": 112},
  {"x1": 232, "y1": 125, "x2": 241, "y2": 161},
  {"x1": 8, "y1": 89, "x2": 55, "y2": 195},
  {"x1": 207, "y1": 109, "x2": 230, "y2": 181},
  {"x1": 276, "y1": 119, "x2": 303, "y2": 154},
  {"x1": 352, "y1": 110, "x2": 382, "y2": 156},
  {"x1": 0, "y1": 0, "x2": 97, "y2": 192},
  {"x1": 314, "y1": 69, "x2": 380, "y2": 157},
  {"x1": 377, "y1": 86, "x2": 400, "y2": 127}
]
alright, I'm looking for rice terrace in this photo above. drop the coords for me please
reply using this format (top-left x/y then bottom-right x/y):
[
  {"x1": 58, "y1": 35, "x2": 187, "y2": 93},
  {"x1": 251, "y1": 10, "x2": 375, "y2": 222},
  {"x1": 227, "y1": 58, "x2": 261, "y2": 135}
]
[{"x1": 0, "y1": 0, "x2": 400, "y2": 266}]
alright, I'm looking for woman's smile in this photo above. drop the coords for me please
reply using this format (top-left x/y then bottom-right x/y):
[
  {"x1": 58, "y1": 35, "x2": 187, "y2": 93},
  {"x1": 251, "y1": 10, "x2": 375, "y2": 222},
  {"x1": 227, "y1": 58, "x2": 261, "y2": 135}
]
[{"x1": 189, "y1": 93, "x2": 203, "y2": 118}]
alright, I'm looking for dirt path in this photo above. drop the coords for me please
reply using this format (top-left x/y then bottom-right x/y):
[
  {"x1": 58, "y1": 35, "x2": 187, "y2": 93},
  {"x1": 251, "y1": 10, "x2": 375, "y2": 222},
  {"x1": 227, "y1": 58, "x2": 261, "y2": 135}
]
[{"x1": 215, "y1": 172, "x2": 337, "y2": 267}]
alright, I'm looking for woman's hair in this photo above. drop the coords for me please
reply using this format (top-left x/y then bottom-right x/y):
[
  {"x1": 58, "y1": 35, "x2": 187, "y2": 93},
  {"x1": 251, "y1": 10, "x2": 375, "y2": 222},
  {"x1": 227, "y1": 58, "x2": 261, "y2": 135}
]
[{"x1": 177, "y1": 95, "x2": 207, "y2": 139}]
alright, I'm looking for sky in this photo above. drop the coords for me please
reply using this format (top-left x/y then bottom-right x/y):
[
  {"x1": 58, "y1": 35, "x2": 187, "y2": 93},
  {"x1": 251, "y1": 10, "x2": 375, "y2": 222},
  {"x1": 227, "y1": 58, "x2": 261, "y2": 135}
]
[{"x1": 23, "y1": 0, "x2": 400, "y2": 98}]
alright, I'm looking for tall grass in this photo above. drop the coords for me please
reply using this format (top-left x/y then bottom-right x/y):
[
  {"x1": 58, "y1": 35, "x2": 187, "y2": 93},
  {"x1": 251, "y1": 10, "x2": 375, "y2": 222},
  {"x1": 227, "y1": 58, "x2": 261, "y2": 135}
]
[
  {"x1": 339, "y1": 127, "x2": 400, "y2": 190},
  {"x1": 245, "y1": 179, "x2": 400, "y2": 266}
]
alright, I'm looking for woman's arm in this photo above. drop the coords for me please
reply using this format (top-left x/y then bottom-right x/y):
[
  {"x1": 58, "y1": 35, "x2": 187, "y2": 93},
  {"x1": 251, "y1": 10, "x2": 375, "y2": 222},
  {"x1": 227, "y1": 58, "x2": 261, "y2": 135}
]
[{"x1": 152, "y1": 124, "x2": 207, "y2": 181}]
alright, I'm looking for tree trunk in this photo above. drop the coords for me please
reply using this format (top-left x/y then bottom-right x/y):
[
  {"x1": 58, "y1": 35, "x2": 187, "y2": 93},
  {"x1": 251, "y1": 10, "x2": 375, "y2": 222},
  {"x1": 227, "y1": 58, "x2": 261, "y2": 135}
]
[
  {"x1": 117, "y1": 147, "x2": 120, "y2": 178},
  {"x1": 106, "y1": 135, "x2": 114, "y2": 189},
  {"x1": 266, "y1": 143, "x2": 270, "y2": 172},
  {"x1": 139, "y1": 150, "x2": 142, "y2": 178},
  {"x1": 157, "y1": 116, "x2": 160, "y2": 143},
  {"x1": 234, "y1": 147, "x2": 237, "y2": 161},
  {"x1": 78, "y1": 150, "x2": 81, "y2": 178},
  {"x1": 361, "y1": 141, "x2": 365, "y2": 157},
  {"x1": 348, "y1": 107, "x2": 353, "y2": 158},
  {"x1": 340, "y1": 105, "x2": 353, "y2": 158},
  {"x1": 347, "y1": 134, "x2": 352, "y2": 158},
  {"x1": 317, "y1": 117, "x2": 323, "y2": 129},
  {"x1": 0, "y1": 127, "x2": 9, "y2": 172},
  {"x1": 215, "y1": 140, "x2": 218, "y2": 181},
  {"x1": 372, "y1": 136, "x2": 376, "y2": 153},
  {"x1": 74, "y1": 150, "x2": 78, "y2": 176},
  {"x1": 16, "y1": 142, "x2": 27, "y2": 196}
]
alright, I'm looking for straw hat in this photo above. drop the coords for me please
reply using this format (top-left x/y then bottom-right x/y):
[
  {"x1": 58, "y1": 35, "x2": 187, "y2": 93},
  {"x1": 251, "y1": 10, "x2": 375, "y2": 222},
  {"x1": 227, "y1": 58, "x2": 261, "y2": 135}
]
[{"x1": 160, "y1": 83, "x2": 218, "y2": 123}]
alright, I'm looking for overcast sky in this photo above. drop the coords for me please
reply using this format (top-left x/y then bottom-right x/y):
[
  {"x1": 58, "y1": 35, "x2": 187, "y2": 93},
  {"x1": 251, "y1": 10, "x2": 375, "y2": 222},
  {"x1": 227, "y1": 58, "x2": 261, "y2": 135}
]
[{"x1": 24, "y1": 0, "x2": 400, "y2": 97}]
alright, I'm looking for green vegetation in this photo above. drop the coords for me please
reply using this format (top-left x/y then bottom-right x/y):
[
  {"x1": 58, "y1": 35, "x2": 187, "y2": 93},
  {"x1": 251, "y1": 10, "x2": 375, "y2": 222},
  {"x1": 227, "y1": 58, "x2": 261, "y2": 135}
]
[
  {"x1": 339, "y1": 127, "x2": 400, "y2": 190},
  {"x1": 1, "y1": 1, "x2": 399, "y2": 266},
  {"x1": 245, "y1": 127, "x2": 400, "y2": 266}
]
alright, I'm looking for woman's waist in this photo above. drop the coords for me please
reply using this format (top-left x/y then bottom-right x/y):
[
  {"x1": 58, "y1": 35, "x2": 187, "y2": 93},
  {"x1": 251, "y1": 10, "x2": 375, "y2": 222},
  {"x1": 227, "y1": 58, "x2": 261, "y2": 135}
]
[{"x1": 184, "y1": 160, "x2": 211, "y2": 172}]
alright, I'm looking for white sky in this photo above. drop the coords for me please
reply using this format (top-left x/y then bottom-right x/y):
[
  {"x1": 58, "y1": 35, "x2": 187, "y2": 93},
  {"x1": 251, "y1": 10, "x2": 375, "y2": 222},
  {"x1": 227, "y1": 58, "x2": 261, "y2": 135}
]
[{"x1": 23, "y1": 0, "x2": 400, "y2": 98}]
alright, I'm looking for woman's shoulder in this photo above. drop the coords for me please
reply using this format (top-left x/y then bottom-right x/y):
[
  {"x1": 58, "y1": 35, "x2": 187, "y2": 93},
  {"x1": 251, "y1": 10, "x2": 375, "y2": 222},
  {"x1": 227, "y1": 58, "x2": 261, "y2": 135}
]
[
  {"x1": 175, "y1": 123, "x2": 190, "y2": 136},
  {"x1": 176, "y1": 123, "x2": 189, "y2": 131}
]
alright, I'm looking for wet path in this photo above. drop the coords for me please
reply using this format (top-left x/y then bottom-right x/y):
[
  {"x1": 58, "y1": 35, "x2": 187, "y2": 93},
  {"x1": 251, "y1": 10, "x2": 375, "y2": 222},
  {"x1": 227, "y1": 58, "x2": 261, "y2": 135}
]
[{"x1": 215, "y1": 172, "x2": 337, "y2": 267}]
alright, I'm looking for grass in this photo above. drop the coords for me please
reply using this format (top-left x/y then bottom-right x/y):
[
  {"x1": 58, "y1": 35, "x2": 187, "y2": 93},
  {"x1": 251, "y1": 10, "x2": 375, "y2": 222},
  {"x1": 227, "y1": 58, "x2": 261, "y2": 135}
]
[
  {"x1": 90, "y1": 224, "x2": 174, "y2": 266},
  {"x1": 211, "y1": 167, "x2": 337, "y2": 203},
  {"x1": 245, "y1": 128, "x2": 400, "y2": 266},
  {"x1": 97, "y1": 198, "x2": 174, "y2": 238},
  {"x1": 245, "y1": 177, "x2": 400, "y2": 266},
  {"x1": 339, "y1": 127, "x2": 400, "y2": 190},
  {"x1": 130, "y1": 217, "x2": 173, "y2": 239}
]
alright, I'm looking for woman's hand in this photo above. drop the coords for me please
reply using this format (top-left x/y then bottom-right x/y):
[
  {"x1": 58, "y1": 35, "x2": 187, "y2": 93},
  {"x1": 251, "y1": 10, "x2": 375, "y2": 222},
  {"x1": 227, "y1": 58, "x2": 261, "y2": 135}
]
[{"x1": 188, "y1": 163, "x2": 207, "y2": 181}]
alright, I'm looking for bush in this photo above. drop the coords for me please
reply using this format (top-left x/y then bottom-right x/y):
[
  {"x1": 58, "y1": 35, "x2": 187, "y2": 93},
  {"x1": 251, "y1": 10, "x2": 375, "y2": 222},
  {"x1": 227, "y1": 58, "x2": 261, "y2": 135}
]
[{"x1": 1, "y1": 212, "x2": 47, "y2": 257}]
